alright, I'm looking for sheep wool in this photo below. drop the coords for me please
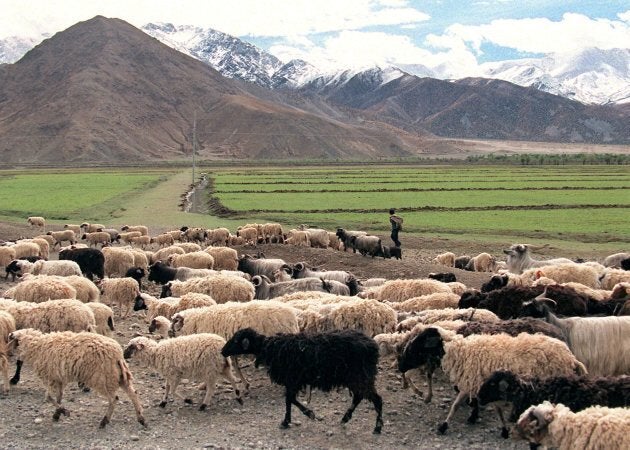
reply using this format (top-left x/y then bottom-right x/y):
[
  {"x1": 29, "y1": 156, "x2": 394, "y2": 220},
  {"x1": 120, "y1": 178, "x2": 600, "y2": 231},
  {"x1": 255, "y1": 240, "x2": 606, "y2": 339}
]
[
  {"x1": 0, "y1": 298, "x2": 95, "y2": 333},
  {"x1": 387, "y1": 292, "x2": 460, "y2": 313},
  {"x1": 99, "y1": 277, "x2": 140, "y2": 318},
  {"x1": 372, "y1": 279, "x2": 453, "y2": 302},
  {"x1": 124, "y1": 334, "x2": 242, "y2": 410},
  {"x1": 516, "y1": 401, "x2": 630, "y2": 450},
  {"x1": 86, "y1": 303, "x2": 115, "y2": 336},
  {"x1": 166, "y1": 275, "x2": 254, "y2": 304},
  {"x1": 31, "y1": 260, "x2": 82, "y2": 277},
  {"x1": 203, "y1": 246, "x2": 238, "y2": 271},
  {"x1": 8, "y1": 329, "x2": 145, "y2": 428},
  {"x1": 9, "y1": 276, "x2": 77, "y2": 302}
]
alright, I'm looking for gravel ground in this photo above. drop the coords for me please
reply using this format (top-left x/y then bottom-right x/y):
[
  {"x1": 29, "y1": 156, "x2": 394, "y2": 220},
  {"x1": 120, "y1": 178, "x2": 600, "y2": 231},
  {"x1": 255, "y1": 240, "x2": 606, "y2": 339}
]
[{"x1": 1, "y1": 221, "x2": 606, "y2": 450}]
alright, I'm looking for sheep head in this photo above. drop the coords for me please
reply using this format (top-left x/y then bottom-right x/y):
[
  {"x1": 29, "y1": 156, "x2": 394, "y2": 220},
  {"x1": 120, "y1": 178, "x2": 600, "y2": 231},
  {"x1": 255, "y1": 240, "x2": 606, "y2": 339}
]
[{"x1": 221, "y1": 327, "x2": 263, "y2": 358}]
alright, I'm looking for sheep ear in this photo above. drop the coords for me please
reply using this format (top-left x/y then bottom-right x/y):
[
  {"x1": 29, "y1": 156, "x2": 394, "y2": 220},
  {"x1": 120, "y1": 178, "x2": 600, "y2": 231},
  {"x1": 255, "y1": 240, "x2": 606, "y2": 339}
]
[{"x1": 241, "y1": 337, "x2": 250, "y2": 351}]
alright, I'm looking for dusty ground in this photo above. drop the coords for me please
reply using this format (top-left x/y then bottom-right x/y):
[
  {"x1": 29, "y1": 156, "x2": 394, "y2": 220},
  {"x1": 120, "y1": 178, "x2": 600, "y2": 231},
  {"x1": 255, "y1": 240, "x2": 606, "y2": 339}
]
[{"x1": 0, "y1": 221, "x2": 610, "y2": 450}]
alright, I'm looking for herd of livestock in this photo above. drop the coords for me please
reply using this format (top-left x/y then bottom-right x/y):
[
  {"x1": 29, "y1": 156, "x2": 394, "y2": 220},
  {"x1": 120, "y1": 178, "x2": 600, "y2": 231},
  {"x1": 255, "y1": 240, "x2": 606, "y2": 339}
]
[{"x1": 0, "y1": 216, "x2": 629, "y2": 448}]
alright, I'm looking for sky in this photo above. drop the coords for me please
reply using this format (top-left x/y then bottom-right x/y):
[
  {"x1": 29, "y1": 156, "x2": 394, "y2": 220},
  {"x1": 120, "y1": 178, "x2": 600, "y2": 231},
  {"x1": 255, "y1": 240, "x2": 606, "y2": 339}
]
[{"x1": 1, "y1": 0, "x2": 629, "y2": 77}]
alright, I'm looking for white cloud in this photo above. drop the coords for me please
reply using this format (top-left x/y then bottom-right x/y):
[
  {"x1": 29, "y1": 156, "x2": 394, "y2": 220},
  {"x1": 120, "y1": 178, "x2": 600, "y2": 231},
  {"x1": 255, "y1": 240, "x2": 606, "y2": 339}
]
[
  {"x1": 618, "y1": 10, "x2": 630, "y2": 22},
  {"x1": 0, "y1": 0, "x2": 430, "y2": 39},
  {"x1": 429, "y1": 13, "x2": 630, "y2": 56}
]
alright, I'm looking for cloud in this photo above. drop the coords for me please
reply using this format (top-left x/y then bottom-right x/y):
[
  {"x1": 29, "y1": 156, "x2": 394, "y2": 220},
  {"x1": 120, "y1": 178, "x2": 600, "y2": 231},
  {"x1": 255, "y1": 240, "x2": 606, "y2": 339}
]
[
  {"x1": 618, "y1": 10, "x2": 630, "y2": 22},
  {"x1": 428, "y1": 12, "x2": 630, "y2": 56},
  {"x1": 0, "y1": 0, "x2": 430, "y2": 39}
]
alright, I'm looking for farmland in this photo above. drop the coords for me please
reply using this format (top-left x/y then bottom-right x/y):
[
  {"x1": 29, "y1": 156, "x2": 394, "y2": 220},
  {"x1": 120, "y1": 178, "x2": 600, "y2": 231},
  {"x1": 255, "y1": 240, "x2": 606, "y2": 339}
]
[{"x1": 0, "y1": 164, "x2": 628, "y2": 251}]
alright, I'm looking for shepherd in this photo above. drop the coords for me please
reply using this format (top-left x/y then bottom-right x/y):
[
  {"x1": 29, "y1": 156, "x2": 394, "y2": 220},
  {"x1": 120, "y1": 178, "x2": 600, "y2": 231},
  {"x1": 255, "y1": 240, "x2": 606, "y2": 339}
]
[{"x1": 389, "y1": 208, "x2": 403, "y2": 248}]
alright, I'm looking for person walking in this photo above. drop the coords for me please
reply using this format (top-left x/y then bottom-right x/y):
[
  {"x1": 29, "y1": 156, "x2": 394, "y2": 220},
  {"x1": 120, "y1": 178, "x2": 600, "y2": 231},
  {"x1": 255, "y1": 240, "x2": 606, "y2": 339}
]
[{"x1": 389, "y1": 208, "x2": 403, "y2": 247}]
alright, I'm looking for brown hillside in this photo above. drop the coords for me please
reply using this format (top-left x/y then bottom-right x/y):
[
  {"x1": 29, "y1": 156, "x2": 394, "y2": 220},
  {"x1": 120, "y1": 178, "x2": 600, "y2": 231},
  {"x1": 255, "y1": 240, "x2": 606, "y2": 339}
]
[{"x1": 0, "y1": 16, "x2": 434, "y2": 164}]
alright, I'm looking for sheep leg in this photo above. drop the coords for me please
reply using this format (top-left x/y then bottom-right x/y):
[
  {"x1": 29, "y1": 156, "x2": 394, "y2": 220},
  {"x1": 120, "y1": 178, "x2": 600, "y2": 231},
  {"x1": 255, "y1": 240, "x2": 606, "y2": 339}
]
[
  {"x1": 221, "y1": 362, "x2": 243, "y2": 405},
  {"x1": 160, "y1": 380, "x2": 173, "y2": 407},
  {"x1": 438, "y1": 391, "x2": 468, "y2": 434},
  {"x1": 466, "y1": 397, "x2": 479, "y2": 424},
  {"x1": 425, "y1": 368, "x2": 434, "y2": 403},
  {"x1": 199, "y1": 375, "x2": 217, "y2": 411},
  {"x1": 231, "y1": 356, "x2": 250, "y2": 393},
  {"x1": 10, "y1": 359, "x2": 22, "y2": 385},
  {"x1": 281, "y1": 389, "x2": 296, "y2": 428},
  {"x1": 100, "y1": 395, "x2": 117, "y2": 428},
  {"x1": 291, "y1": 393, "x2": 316, "y2": 420},
  {"x1": 495, "y1": 405, "x2": 509, "y2": 439},
  {"x1": 341, "y1": 392, "x2": 363, "y2": 425},
  {"x1": 48, "y1": 382, "x2": 69, "y2": 421},
  {"x1": 119, "y1": 382, "x2": 146, "y2": 428},
  {"x1": 366, "y1": 386, "x2": 384, "y2": 434}
]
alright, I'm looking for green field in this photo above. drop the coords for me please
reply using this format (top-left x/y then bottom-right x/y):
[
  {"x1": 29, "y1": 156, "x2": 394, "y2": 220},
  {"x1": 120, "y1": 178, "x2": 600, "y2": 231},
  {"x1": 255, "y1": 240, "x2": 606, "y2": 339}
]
[{"x1": 0, "y1": 165, "x2": 628, "y2": 251}]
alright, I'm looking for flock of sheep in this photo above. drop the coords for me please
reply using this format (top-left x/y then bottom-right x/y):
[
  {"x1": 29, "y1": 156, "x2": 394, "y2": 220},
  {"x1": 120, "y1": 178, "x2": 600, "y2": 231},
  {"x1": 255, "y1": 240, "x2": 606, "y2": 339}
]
[{"x1": 1, "y1": 216, "x2": 630, "y2": 448}]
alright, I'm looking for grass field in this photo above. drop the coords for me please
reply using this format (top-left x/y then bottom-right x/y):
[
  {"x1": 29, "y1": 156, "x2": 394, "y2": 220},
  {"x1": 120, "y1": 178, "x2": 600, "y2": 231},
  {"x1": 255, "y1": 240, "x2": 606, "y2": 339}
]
[{"x1": 0, "y1": 165, "x2": 628, "y2": 252}]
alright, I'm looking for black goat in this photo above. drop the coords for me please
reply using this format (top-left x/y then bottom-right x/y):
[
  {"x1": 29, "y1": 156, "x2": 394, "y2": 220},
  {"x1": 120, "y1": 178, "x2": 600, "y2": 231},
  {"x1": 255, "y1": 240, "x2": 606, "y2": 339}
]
[
  {"x1": 148, "y1": 261, "x2": 178, "y2": 285},
  {"x1": 221, "y1": 328, "x2": 383, "y2": 434},
  {"x1": 428, "y1": 272, "x2": 456, "y2": 283},
  {"x1": 454, "y1": 255, "x2": 471, "y2": 270},
  {"x1": 58, "y1": 247, "x2": 104, "y2": 281},
  {"x1": 125, "y1": 267, "x2": 146, "y2": 289},
  {"x1": 477, "y1": 370, "x2": 630, "y2": 438},
  {"x1": 458, "y1": 286, "x2": 545, "y2": 319}
]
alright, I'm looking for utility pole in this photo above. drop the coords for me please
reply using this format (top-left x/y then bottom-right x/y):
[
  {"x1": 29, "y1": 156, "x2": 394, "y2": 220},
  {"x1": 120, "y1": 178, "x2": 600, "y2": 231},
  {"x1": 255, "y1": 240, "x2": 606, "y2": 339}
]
[{"x1": 192, "y1": 111, "x2": 197, "y2": 184}]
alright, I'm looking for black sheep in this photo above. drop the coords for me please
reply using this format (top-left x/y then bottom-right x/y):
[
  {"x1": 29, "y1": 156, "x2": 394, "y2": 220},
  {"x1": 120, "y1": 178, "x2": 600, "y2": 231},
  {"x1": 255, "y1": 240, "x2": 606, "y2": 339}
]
[
  {"x1": 221, "y1": 328, "x2": 384, "y2": 434},
  {"x1": 480, "y1": 273, "x2": 509, "y2": 292},
  {"x1": 125, "y1": 267, "x2": 146, "y2": 289},
  {"x1": 147, "y1": 261, "x2": 177, "y2": 285},
  {"x1": 458, "y1": 286, "x2": 545, "y2": 319},
  {"x1": 428, "y1": 272, "x2": 456, "y2": 283},
  {"x1": 454, "y1": 255, "x2": 471, "y2": 270},
  {"x1": 477, "y1": 370, "x2": 630, "y2": 437},
  {"x1": 380, "y1": 245, "x2": 402, "y2": 260},
  {"x1": 58, "y1": 247, "x2": 104, "y2": 280},
  {"x1": 456, "y1": 318, "x2": 565, "y2": 342},
  {"x1": 518, "y1": 284, "x2": 589, "y2": 318},
  {"x1": 622, "y1": 258, "x2": 630, "y2": 271}
]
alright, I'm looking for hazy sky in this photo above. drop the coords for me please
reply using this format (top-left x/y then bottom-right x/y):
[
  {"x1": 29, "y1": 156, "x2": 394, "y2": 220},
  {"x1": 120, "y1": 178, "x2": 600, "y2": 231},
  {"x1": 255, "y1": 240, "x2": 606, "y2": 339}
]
[{"x1": 2, "y1": 0, "x2": 629, "y2": 76}]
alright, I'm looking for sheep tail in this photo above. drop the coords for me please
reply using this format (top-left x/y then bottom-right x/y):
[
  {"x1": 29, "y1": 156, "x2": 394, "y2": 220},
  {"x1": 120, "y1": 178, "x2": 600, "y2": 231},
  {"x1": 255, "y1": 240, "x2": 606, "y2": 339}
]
[{"x1": 118, "y1": 359, "x2": 134, "y2": 387}]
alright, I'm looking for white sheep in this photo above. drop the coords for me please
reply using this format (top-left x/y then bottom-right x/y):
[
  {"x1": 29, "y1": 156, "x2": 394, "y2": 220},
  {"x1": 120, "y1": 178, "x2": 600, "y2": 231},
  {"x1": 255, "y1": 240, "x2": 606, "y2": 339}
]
[
  {"x1": 237, "y1": 226, "x2": 258, "y2": 245},
  {"x1": 12, "y1": 241, "x2": 41, "y2": 258},
  {"x1": 6, "y1": 275, "x2": 77, "y2": 302},
  {"x1": 27, "y1": 216, "x2": 46, "y2": 228},
  {"x1": 520, "y1": 263, "x2": 601, "y2": 288},
  {"x1": 300, "y1": 227, "x2": 330, "y2": 248},
  {"x1": 603, "y1": 252, "x2": 630, "y2": 268},
  {"x1": 399, "y1": 328, "x2": 587, "y2": 434},
  {"x1": 151, "y1": 245, "x2": 185, "y2": 264},
  {"x1": 31, "y1": 260, "x2": 82, "y2": 277},
  {"x1": 149, "y1": 316, "x2": 172, "y2": 338},
  {"x1": 385, "y1": 292, "x2": 461, "y2": 313},
  {"x1": 134, "y1": 292, "x2": 216, "y2": 321},
  {"x1": 285, "y1": 230, "x2": 310, "y2": 247},
  {"x1": 34, "y1": 234, "x2": 55, "y2": 247},
  {"x1": 363, "y1": 278, "x2": 453, "y2": 302},
  {"x1": 0, "y1": 246, "x2": 16, "y2": 271},
  {"x1": 29, "y1": 238, "x2": 50, "y2": 260},
  {"x1": 163, "y1": 274, "x2": 254, "y2": 304},
  {"x1": 8, "y1": 329, "x2": 146, "y2": 428},
  {"x1": 0, "y1": 309, "x2": 16, "y2": 343},
  {"x1": 174, "y1": 242, "x2": 203, "y2": 253},
  {"x1": 80, "y1": 223, "x2": 106, "y2": 233},
  {"x1": 101, "y1": 247, "x2": 135, "y2": 277},
  {"x1": 470, "y1": 252, "x2": 497, "y2": 272},
  {"x1": 206, "y1": 227, "x2": 231, "y2": 246},
  {"x1": 168, "y1": 251, "x2": 214, "y2": 269},
  {"x1": 63, "y1": 224, "x2": 82, "y2": 235},
  {"x1": 516, "y1": 401, "x2": 630, "y2": 450},
  {"x1": 0, "y1": 298, "x2": 95, "y2": 333},
  {"x1": 396, "y1": 307, "x2": 500, "y2": 332},
  {"x1": 15, "y1": 274, "x2": 98, "y2": 303},
  {"x1": 150, "y1": 233, "x2": 175, "y2": 248},
  {"x1": 130, "y1": 235, "x2": 151, "y2": 249},
  {"x1": 0, "y1": 338, "x2": 8, "y2": 394},
  {"x1": 203, "y1": 246, "x2": 238, "y2": 271},
  {"x1": 118, "y1": 231, "x2": 142, "y2": 245},
  {"x1": 599, "y1": 268, "x2": 630, "y2": 290},
  {"x1": 433, "y1": 252, "x2": 456, "y2": 267},
  {"x1": 170, "y1": 300, "x2": 300, "y2": 391},
  {"x1": 121, "y1": 225, "x2": 149, "y2": 236},
  {"x1": 81, "y1": 231, "x2": 111, "y2": 248},
  {"x1": 86, "y1": 302, "x2": 115, "y2": 336},
  {"x1": 124, "y1": 334, "x2": 242, "y2": 410},
  {"x1": 46, "y1": 230, "x2": 77, "y2": 249},
  {"x1": 98, "y1": 277, "x2": 140, "y2": 318}
]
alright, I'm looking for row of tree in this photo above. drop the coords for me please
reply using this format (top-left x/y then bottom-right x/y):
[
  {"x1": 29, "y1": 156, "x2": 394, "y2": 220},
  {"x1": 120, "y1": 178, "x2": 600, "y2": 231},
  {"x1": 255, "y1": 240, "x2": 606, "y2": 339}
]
[{"x1": 464, "y1": 153, "x2": 630, "y2": 165}]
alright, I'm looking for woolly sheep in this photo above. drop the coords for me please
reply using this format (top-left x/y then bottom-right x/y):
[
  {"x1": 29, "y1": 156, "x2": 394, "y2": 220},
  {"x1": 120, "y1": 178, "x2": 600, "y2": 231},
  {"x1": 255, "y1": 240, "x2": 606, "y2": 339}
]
[
  {"x1": 237, "y1": 226, "x2": 258, "y2": 245},
  {"x1": 515, "y1": 401, "x2": 630, "y2": 450},
  {"x1": 118, "y1": 231, "x2": 142, "y2": 245},
  {"x1": 102, "y1": 247, "x2": 135, "y2": 278},
  {"x1": 520, "y1": 263, "x2": 601, "y2": 288},
  {"x1": 7, "y1": 275, "x2": 77, "y2": 302},
  {"x1": 203, "y1": 246, "x2": 238, "y2": 271},
  {"x1": 261, "y1": 223, "x2": 283, "y2": 242},
  {"x1": 80, "y1": 223, "x2": 106, "y2": 233},
  {"x1": 31, "y1": 260, "x2": 82, "y2": 277},
  {"x1": 224, "y1": 328, "x2": 384, "y2": 434},
  {"x1": 433, "y1": 252, "x2": 456, "y2": 267},
  {"x1": 149, "y1": 316, "x2": 171, "y2": 338},
  {"x1": 151, "y1": 245, "x2": 185, "y2": 264},
  {"x1": 0, "y1": 310, "x2": 16, "y2": 343},
  {"x1": 395, "y1": 307, "x2": 500, "y2": 332},
  {"x1": 599, "y1": 268, "x2": 630, "y2": 290},
  {"x1": 151, "y1": 233, "x2": 175, "y2": 248},
  {"x1": 130, "y1": 235, "x2": 151, "y2": 249},
  {"x1": 0, "y1": 298, "x2": 95, "y2": 334},
  {"x1": 8, "y1": 329, "x2": 145, "y2": 428},
  {"x1": 386, "y1": 292, "x2": 461, "y2": 313},
  {"x1": 237, "y1": 254, "x2": 289, "y2": 279},
  {"x1": 63, "y1": 224, "x2": 82, "y2": 235},
  {"x1": 252, "y1": 275, "x2": 330, "y2": 300},
  {"x1": 398, "y1": 328, "x2": 587, "y2": 435},
  {"x1": 292, "y1": 262, "x2": 359, "y2": 296},
  {"x1": 285, "y1": 230, "x2": 310, "y2": 247},
  {"x1": 25, "y1": 275, "x2": 99, "y2": 303},
  {"x1": 58, "y1": 247, "x2": 105, "y2": 281},
  {"x1": 603, "y1": 252, "x2": 630, "y2": 268},
  {"x1": 469, "y1": 252, "x2": 497, "y2": 272},
  {"x1": 0, "y1": 336, "x2": 8, "y2": 394},
  {"x1": 179, "y1": 227, "x2": 206, "y2": 244},
  {"x1": 0, "y1": 246, "x2": 16, "y2": 271},
  {"x1": 86, "y1": 302, "x2": 115, "y2": 336},
  {"x1": 168, "y1": 251, "x2": 214, "y2": 269},
  {"x1": 98, "y1": 277, "x2": 140, "y2": 318},
  {"x1": 206, "y1": 227, "x2": 231, "y2": 247},
  {"x1": 12, "y1": 241, "x2": 41, "y2": 258},
  {"x1": 124, "y1": 334, "x2": 242, "y2": 410},
  {"x1": 364, "y1": 278, "x2": 452, "y2": 302},
  {"x1": 521, "y1": 297, "x2": 630, "y2": 376},
  {"x1": 34, "y1": 234, "x2": 55, "y2": 246},
  {"x1": 81, "y1": 231, "x2": 111, "y2": 248},
  {"x1": 134, "y1": 292, "x2": 216, "y2": 321},
  {"x1": 46, "y1": 230, "x2": 77, "y2": 249},
  {"x1": 334, "y1": 228, "x2": 367, "y2": 252},
  {"x1": 299, "y1": 227, "x2": 329, "y2": 249},
  {"x1": 162, "y1": 274, "x2": 254, "y2": 304},
  {"x1": 29, "y1": 238, "x2": 50, "y2": 260},
  {"x1": 120, "y1": 225, "x2": 149, "y2": 236},
  {"x1": 478, "y1": 370, "x2": 630, "y2": 437},
  {"x1": 27, "y1": 216, "x2": 45, "y2": 228},
  {"x1": 503, "y1": 243, "x2": 573, "y2": 274},
  {"x1": 170, "y1": 300, "x2": 300, "y2": 391}
]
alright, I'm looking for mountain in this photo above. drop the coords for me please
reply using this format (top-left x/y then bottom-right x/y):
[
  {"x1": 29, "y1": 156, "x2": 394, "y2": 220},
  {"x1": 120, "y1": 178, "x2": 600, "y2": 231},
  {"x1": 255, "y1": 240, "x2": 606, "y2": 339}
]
[
  {"x1": 481, "y1": 48, "x2": 630, "y2": 105},
  {"x1": 0, "y1": 16, "x2": 432, "y2": 164},
  {"x1": 0, "y1": 34, "x2": 49, "y2": 64}
]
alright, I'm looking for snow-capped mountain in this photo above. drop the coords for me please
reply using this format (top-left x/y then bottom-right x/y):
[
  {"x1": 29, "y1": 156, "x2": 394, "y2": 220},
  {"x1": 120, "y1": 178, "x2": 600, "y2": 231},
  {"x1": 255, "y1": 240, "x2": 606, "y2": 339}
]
[
  {"x1": 0, "y1": 34, "x2": 49, "y2": 64},
  {"x1": 481, "y1": 48, "x2": 630, "y2": 104}
]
